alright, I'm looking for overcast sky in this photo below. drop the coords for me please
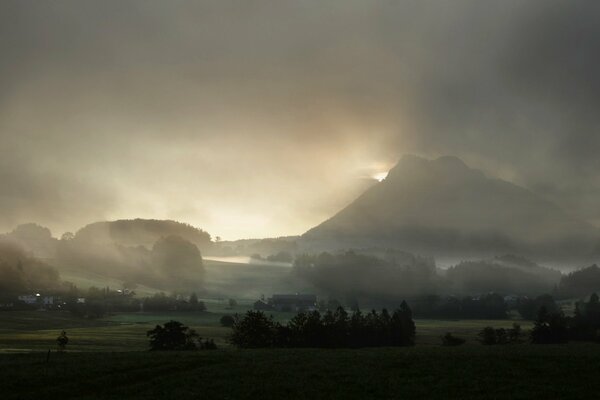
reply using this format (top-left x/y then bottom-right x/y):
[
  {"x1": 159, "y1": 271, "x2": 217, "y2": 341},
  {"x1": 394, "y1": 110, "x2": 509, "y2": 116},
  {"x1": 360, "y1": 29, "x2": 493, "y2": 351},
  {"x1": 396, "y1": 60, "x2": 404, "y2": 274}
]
[{"x1": 1, "y1": 0, "x2": 599, "y2": 239}]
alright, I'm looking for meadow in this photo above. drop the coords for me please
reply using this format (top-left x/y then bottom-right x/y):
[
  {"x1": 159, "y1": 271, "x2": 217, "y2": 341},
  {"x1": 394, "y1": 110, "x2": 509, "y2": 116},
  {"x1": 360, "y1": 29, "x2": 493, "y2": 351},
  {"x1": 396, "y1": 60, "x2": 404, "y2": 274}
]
[{"x1": 0, "y1": 309, "x2": 534, "y2": 352}]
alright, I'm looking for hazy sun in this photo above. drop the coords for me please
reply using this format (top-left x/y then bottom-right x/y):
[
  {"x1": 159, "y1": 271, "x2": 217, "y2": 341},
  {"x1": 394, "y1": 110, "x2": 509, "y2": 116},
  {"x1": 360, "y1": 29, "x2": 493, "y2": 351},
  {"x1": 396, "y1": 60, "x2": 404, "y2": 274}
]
[{"x1": 372, "y1": 171, "x2": 389, "y2": 182}]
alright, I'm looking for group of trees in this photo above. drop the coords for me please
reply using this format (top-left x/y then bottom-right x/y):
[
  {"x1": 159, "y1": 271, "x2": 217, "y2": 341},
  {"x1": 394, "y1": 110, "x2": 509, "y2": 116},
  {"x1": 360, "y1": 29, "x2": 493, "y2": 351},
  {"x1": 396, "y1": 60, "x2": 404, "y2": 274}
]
[
  {"x1": 293, "y1": 251, "x2": 437, "y2": 302},
  {"x1": 292, "y1": 251, "x2": 567, "y2": 306},
  {"x1": 446, "y1": 257, "x2": 560, "y2": 296},
  {"x1": 568, "y1": 293, "x2": 600, "y2": 341},
  {"x1": 519, "y1": 293, "x2": 600, "y2": 344},
  {"x1": 230, "y1": 303, "x2": 415, "y2": 349},
  {"x1": 558, "y1": 265, "x2": 600, "y2": 299}
]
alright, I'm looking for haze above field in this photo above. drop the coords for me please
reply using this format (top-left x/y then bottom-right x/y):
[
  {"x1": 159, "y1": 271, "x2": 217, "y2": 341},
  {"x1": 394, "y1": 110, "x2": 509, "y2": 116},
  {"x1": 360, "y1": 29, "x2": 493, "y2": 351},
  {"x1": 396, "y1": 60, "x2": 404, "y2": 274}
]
[{"x1": 1, "y1": 1, "x2": 600, "y2": 240}]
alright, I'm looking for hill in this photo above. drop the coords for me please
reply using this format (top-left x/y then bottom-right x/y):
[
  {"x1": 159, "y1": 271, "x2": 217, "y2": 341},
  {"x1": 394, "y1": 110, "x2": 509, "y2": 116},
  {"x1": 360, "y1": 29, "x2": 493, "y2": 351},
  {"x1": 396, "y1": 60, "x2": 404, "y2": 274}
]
[
  {"x1": 73, "y1": 219, "x2": 212, "y2": 251},
  {"x1": 303, "y1": 155, "x2": 600, "y2": 261}
]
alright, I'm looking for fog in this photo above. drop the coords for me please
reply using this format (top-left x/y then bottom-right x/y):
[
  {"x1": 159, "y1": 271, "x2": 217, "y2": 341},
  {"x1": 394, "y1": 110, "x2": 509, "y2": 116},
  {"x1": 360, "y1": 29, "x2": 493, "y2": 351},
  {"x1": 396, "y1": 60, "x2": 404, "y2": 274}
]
[{"x1": 1, "y1": 1, "x2": 599, "y2": 240}]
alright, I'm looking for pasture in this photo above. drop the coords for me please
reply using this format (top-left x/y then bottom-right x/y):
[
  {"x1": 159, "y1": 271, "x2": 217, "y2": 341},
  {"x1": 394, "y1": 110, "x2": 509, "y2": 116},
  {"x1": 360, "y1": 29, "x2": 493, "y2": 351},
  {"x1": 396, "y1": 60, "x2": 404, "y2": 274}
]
[{"x1": 0, "y1": 309, "x2": 533, "y2": 352}]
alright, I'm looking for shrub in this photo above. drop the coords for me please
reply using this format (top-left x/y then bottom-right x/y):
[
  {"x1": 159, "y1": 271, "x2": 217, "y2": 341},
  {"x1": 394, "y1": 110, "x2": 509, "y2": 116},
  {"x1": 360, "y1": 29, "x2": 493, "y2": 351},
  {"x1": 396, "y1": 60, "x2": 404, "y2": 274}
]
[
  {"x1": 479, "y1": 324, "x2": 523, "y2": 345},
  {"x1": 441, "y1": 333, "x2": 465, "y2": 346}
]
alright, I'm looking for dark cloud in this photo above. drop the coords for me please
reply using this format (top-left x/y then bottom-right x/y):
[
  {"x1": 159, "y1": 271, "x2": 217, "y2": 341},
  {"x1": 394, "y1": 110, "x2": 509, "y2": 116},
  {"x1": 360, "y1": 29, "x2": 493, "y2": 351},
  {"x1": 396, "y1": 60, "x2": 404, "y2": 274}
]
[{"x1": 0, "y1": 0, "x2": 599, "y2": 238}]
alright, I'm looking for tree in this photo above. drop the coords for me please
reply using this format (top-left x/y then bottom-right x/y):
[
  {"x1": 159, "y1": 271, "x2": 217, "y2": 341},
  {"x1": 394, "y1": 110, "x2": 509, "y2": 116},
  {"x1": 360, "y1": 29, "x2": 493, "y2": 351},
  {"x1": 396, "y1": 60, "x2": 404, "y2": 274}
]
[
  {"x1": 395, "y1": 300, "x2": 416, "y2": 345},
  {"x1": 479, "y1": 327, "x2": 497, "y2": 345},
  {"x1": 147, "y1": 320, "x2": 199, "y2": 350},
  {"x1": 230, "y1": 311, "x2": 276, "y2": 348}
]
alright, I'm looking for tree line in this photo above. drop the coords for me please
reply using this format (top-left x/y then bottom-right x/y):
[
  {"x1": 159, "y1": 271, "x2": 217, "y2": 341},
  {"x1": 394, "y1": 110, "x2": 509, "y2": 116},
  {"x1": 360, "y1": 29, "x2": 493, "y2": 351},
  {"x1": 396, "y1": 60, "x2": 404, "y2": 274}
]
[{"x1": 230, "y1": 302, "x2": 415, "y2": 348}]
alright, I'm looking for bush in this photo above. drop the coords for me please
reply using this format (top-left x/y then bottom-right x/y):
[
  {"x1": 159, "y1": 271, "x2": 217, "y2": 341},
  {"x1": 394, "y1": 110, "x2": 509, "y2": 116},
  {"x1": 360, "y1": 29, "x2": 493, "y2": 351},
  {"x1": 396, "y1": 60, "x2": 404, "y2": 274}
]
[
  {"x1": 441, "y1": 333, "x2": 465, "y2": 346},
  {"x1": 479, "y1": 324, "x2": 523, "y2": 345},
  {"x1": 147, "y1": 320, "x2": 199, "y2": 350}
]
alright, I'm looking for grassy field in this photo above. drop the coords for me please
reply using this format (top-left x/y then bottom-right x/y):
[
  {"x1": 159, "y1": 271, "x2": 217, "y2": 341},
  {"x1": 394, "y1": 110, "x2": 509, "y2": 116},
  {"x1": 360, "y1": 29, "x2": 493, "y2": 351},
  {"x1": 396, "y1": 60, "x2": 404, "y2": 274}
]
[
  {"x1": 2, "y1": 345, "x2": 600, "y2": 399},
  {"x1": 0, "y1": 310, "x2": 533, "y2": 352}
]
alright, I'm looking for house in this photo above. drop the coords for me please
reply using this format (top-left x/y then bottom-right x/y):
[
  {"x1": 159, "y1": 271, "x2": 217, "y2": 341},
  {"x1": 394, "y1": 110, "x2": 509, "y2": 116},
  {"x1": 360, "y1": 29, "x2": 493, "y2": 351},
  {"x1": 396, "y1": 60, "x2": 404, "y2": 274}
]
[
  {"x1": 18, "y1": 294, "x2": 39, "y2": 304},
  {"x1": 17, "y1": 294, "x2": 56, "y2": 309},
  {"x1": 268, "y1": 294, "x2": 317, "y2": 312}
]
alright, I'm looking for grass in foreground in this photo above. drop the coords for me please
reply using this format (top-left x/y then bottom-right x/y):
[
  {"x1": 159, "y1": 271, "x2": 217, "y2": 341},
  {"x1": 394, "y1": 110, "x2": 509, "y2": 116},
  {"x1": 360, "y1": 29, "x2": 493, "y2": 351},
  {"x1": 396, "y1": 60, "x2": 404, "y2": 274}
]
[{"x1": 1, "y1": 345, "x2": 600, "y2": 400}]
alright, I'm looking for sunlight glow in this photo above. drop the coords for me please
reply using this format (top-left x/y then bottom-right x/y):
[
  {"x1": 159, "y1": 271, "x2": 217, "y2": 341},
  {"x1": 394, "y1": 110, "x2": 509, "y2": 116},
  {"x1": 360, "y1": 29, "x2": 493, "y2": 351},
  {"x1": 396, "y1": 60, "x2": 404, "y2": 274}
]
[{"x1": 372, "y1": 171, "x2": 389, "y2": 182}]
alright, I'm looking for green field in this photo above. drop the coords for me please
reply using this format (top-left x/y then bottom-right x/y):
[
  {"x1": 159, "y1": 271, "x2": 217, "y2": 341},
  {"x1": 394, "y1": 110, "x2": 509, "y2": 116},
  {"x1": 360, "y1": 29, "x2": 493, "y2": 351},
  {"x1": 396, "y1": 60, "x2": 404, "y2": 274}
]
[
  {"x1": 2, "y1": 345, "x2": 600, "y2": 399},
  {"x1": 0, "y1": 310, "x2": 534, "y2": 352}
]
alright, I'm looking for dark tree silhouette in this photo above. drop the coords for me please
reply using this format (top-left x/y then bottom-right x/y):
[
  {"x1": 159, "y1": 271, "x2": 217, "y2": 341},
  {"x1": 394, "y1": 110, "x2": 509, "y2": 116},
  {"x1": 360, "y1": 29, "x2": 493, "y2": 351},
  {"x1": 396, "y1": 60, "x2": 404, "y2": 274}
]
[
  {"x1": 230, "y1": 304, "x2": 416, "y2": 349},
  {"x1": 147, "y1": 320, "x2": 200, "y2": 350},
  {"x1": 230, "y1": 310, "x2": 277, "y2": 348}
]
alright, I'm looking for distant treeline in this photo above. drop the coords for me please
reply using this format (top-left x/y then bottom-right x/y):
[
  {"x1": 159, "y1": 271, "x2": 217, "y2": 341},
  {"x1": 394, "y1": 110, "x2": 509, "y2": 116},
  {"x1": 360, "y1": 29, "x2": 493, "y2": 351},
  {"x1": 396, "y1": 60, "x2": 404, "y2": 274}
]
[
  {"x1": 230, "y1": 304, "x2": 415, "y2": 348},
  {"x1": 68, "y1": 290, "x2": 207, "y2": 318},
  {"x1": 293, "y1": 251, "x2": 600, "y2": 305}
]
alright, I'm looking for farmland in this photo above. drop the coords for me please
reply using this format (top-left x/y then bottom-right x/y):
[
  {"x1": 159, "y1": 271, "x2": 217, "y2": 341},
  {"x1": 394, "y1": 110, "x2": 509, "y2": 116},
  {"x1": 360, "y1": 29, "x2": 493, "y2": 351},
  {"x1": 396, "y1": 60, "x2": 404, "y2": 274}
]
[{"x1": 2, "y1": 344, "x2": 600, "y2": 399}]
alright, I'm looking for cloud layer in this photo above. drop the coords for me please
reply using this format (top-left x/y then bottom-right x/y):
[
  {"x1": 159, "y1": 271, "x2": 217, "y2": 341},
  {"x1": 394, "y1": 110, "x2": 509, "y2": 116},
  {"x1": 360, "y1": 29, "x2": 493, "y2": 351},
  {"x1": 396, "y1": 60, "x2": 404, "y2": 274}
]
[{"x1": 1, "y1": 1, "x2": 599, "y2": 238}]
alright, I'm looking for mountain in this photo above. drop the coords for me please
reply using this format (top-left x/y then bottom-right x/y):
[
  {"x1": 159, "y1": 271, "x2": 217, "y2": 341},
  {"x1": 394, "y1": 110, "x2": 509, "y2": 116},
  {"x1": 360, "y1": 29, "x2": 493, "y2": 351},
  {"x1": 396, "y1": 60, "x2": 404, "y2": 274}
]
[{"x1": 303, "y1": 155, "x2": 600, "y2": 261}]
